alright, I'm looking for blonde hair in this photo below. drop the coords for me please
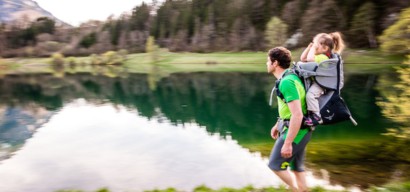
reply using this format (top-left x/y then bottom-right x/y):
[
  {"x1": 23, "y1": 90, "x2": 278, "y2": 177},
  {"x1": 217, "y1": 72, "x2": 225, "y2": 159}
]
[
  {"x1": 329, "y1": 32, "x2": 345, "y2": 54},
  {"x1": 314, "y1": 32, "x2": 345, "y2": 54}
]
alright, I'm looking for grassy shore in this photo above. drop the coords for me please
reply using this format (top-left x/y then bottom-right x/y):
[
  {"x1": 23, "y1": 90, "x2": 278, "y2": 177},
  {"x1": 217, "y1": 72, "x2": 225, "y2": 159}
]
[
  {"x1": 57, "y1": 185, "x2": 346, "y2": 192},
  {"x1": 122, "y1": 48, "x2": 406, "y2": 74},
  {"x1": 0, "y1": 49, "x2": 407, "y2": 76},
  {"x1": 56, "y1": 181, "x2": 410, "y2": 192}
]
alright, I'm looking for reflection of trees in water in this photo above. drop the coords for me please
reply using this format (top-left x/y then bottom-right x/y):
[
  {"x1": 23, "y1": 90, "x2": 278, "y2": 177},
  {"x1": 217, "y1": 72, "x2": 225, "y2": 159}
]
[
  {"x1": 154, "y1": 73, "x2": 275, "y2": 142},
  {"x1": 307, "y1": 141, "x2": 410, "y2": 189},
  {"x1": 0, "y1": 72, "x2": 400, "y2": 144},
  {"x1": 1, "y1": 71, "x2": 408, "y2": 189},
  {"x1": 50, "y1": 63, "x2": 128, "y2": 79},
  {"x1": 0, "y1": 72, "x2": 276, "y2": 144},
  {"x1": 376, "y1": 67, "x2": 410, "y2": 162}
]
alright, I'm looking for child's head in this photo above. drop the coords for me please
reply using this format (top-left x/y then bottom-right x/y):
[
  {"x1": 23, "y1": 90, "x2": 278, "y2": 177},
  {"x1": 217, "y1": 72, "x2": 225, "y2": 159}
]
[{"x1": 313, "y1": 32, "x2": 345, "y2": 55}]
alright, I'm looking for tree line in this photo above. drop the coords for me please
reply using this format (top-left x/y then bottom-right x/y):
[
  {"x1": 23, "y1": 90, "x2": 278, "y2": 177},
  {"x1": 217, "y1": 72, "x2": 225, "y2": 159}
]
[{"x1": 0, "y1": 0, "x2": 409, "y2": 57}]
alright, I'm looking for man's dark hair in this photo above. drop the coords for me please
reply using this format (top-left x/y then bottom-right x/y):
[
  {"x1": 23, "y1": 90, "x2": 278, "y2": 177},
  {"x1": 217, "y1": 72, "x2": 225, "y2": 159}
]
[{"x1": 268, "y1": 47, "x2": 292, "y2": 69}]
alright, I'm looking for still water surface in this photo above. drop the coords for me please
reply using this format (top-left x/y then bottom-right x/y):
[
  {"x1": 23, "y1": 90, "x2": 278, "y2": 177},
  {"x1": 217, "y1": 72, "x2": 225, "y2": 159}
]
[{"x1": 0, "y1": 66, "x2": 408, "y2": 191}]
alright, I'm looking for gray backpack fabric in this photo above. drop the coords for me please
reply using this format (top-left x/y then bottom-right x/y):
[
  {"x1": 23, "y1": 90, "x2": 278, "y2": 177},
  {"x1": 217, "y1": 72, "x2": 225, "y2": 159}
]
[{"x1": 293, "y1": 53, "x2": 344, "y2": 92}]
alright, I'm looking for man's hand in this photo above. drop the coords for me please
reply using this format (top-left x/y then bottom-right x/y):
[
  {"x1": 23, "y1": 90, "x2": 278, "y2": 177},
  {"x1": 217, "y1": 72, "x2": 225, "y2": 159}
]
[
  {"x1": 281, "y1": 99, "x2": 303, "y2": 158},
  {"x1": 271, "y1": 125, "x2": 278, "y2": 139},
  {"x1": 281, "y1": 142, "x2": 293, "y2": 158}
]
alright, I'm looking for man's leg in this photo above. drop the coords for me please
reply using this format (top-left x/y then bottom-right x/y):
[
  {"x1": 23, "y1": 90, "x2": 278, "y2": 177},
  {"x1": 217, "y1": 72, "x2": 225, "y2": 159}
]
[
  {"x1": 290, "y1": 132, "x2": 312, "y2": 192},
  {"x1": 268, "y1": 137, "x2": 299, "y2": 191},
  {"x1": 293, "y1": 171, "x2": 308, "y2": 192},
  {"x1": 268, "y1": 131, "x2": 312, "y2": 191},
  {"x1": 274, "y1": 170, "x2": 298, "y2": 191}
]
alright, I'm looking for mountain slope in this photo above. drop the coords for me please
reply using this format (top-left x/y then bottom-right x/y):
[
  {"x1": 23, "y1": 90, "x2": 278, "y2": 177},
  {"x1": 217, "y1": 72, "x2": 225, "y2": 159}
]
[{"x1": 0, "y1": 0, "x2": 66, "y2": 25}]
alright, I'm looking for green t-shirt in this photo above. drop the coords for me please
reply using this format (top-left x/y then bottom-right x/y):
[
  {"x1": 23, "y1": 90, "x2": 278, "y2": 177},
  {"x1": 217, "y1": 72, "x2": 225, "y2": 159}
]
[
  {"x1": 315, "y1": 54, "x2": 329, "y2": 64},
  {"x1": 277, "y1": 70, "x2": 308, "y2": 144}
]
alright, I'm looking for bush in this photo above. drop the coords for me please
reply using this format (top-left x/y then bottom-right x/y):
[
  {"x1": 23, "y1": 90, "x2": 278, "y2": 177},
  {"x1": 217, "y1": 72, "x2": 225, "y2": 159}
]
[
  {"x1": 118, "y1": 49, "x2": 128, "y2": 60},
  {"x1": 102, "y1": 51, "x2": 123, "y2": 65},
  {"x1": 379, "y1": 7, "x2": 410, "y2": 55},
  {"x1": 66, "y1": 57, "x2": 77, "y2": 66},
  {"x1": 79, "y1": 32, "x2": 97, "y2": 48},
  {"x1": 90, "y1": 54, "x2": 103, "y2": 65},
  {"x1": 404, "y1": 54, "x2": 410, "y2": 64},
  {"x1": 50, "y1": 52, "x2": 65, "y2": 65}
]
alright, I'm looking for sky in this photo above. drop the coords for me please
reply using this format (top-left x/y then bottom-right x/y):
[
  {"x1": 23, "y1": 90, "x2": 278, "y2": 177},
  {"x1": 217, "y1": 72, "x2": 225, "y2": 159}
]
[{"x1": 34, "y1": 0, "x2": 156, "y2": 26}]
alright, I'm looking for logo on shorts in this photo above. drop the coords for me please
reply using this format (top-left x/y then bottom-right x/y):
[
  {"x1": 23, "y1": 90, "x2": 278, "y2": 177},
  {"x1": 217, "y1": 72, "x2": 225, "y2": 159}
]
[
  {"x1": 281, "y1": 162, "x2": 289, "y2": 169},
  {"x1": 324, "y1": 113, "x2": 335, "y2": 121}
]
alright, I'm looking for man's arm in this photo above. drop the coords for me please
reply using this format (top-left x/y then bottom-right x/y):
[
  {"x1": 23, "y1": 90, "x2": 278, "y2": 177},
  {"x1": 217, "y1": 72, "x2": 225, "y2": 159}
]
[{"x1": 280, "y1": 99, "x2": 304, "y2": 158}]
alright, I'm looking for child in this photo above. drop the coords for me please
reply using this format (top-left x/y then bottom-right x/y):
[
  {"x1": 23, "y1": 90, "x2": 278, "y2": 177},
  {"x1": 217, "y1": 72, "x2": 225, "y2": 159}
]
[{"x1": 300, "y1": 32, "x2": 345, "y2": 126}]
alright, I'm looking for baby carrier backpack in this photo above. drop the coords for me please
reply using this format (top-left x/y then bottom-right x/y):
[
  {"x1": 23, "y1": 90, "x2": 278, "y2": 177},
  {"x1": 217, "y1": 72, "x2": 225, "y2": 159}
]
[{"x1": 270, "y1": 53, "x2": 357, "y2": 126}]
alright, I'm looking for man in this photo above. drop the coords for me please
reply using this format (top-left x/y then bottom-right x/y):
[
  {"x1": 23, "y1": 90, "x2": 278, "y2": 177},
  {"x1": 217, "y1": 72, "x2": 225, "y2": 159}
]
[{"x1": 266, "y1": 47, "x2": 312, "y2": 192}]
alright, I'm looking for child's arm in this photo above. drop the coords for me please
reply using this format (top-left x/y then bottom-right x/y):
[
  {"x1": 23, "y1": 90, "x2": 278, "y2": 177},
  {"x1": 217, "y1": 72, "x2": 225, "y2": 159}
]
[
  {"x1": 300, "y1": 42, "x2": 313, "y2": 62},
  {"x1": 306, "y1": 43, "x2": 317, "y2": 62}
]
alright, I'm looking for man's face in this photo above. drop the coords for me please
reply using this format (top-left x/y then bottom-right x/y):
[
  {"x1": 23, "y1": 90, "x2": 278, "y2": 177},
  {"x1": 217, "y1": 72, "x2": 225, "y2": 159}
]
[{"x1": 266, "y1": 56, "x2": 275, "y2": 74}]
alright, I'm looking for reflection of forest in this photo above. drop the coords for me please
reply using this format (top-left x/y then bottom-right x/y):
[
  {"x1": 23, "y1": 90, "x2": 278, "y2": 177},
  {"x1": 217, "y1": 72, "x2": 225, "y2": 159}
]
[
  {"x1": 0, "y1": 72, "x2": 395, "y2": 142},
  {"x1": 0, "y1": 72, "x2": 277, "y2": 144},
  {"x1": 1, "y1": 71, "x2": 409, "y2": 188},
  {"x1": 375, "y1": 67, "x2": 410, "y2": 162}
]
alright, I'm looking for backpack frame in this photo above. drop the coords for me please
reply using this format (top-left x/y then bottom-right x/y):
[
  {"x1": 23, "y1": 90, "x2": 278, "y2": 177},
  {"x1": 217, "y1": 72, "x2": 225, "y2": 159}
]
[{"x1": 270, "y1": 54, "x2": 357, "y2": 126}]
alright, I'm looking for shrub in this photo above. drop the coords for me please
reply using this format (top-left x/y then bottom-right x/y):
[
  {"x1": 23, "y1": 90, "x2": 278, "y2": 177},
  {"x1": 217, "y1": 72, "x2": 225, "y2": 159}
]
[
  {"x1": 118, "y1": 49, "x2": 128, "y2": 60},
  {"x1": 90, "y1": 54, "x2": 103, "y2": 65},
  {"x1": 50, "y1": 52, "x2": 65, "y2": 65},
  {"x1": 404, "y1": 54, "x2": 410, "y2": 64},
  {"x1": 66, "y1": 57, "x2": 77, "y2": 66},
  {"x1": 102, "y1": 51, "x2": 123, "y2": 65},
  {"x1": 379, "y1": 7, "x2": 410, "y2": 55},
  {"x1": 79, "y1": 32, "x2": 97, "y2": 48}
]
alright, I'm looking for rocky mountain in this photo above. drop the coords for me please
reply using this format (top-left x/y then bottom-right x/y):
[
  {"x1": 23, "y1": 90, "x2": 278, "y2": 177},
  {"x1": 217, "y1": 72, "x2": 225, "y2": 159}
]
[{"x1": 0, "y1": 0, "x2": 66, "y2": 25}]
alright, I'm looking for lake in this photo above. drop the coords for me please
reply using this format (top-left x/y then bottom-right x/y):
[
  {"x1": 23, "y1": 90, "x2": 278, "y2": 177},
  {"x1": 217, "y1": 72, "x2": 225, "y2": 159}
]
[{"x1": 0, "y1": 64, "x2": 409, "y2": 192}]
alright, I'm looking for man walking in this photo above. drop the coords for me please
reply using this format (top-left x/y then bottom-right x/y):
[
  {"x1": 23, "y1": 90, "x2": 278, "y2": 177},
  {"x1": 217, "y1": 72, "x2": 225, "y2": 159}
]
[{"x1": 266, "y1": 47, "x2": 312, "y2": 192}]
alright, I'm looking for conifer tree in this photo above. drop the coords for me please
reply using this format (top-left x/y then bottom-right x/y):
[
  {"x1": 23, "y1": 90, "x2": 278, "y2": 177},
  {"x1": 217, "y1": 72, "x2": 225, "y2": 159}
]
[
  {"x1": 379, "y1": 7, "x2": 410, "y2": 55},
  {"x1": 265, "y1": 17, "x2": 288, "y2": 48},
  {"x1": 349, "y1": 2, "x2": 377, "y2": 48},
  {"x1": 300, "y1": 0, "x2": 345, "y2": 45}
]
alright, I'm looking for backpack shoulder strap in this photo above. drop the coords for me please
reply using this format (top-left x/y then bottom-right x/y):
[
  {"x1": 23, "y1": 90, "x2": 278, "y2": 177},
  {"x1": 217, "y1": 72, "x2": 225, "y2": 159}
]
[
  {"x1": 335, "y1": 54, "x2": 341, "y2": 95},
  {"x1": 275, "y1": 70, "x2": 298, "y2": 103},
  {"x1": 269, "y1": 69, "x2": 301, "y2": 106}
]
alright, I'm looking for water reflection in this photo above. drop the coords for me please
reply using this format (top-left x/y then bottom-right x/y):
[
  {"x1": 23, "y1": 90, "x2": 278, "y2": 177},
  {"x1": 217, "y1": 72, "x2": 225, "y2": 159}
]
[
  {"x1": 0, "y1": 69, "x2": 408, "y2": 190},
  {"x1": 0, "y1": 101, "x2": 345, "y2": 192},
  {"x1": 375, "y1": 67, "x2": 410, "y2": 162}
]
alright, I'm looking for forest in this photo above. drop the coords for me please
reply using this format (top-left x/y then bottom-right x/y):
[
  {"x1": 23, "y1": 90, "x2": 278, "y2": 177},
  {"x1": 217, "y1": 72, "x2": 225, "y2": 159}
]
[{"x1": 0, "y1": 0, "x2": 409, "y2": 57}]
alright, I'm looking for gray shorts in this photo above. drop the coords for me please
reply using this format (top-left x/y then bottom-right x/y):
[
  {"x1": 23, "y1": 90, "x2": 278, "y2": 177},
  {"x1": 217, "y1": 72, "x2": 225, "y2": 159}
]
[{"x1": 267, "y1": 130, "x2": 312, "y2": 172}]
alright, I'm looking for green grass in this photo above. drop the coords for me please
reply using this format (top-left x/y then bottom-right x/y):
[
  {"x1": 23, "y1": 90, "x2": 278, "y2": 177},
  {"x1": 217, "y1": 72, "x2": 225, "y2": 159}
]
[
  {"x1": 1, "y1": 49, "x2": 407, "y2": 76},
  {"x1": 54, "y1": 182, "x2": 410, "y2": 192},
  {"x1": 117, "y1": 48, "x2": 407, "y2": 75},
  {"x1": 55, "y1": 185, "x2": 346, "y2": 192}
]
